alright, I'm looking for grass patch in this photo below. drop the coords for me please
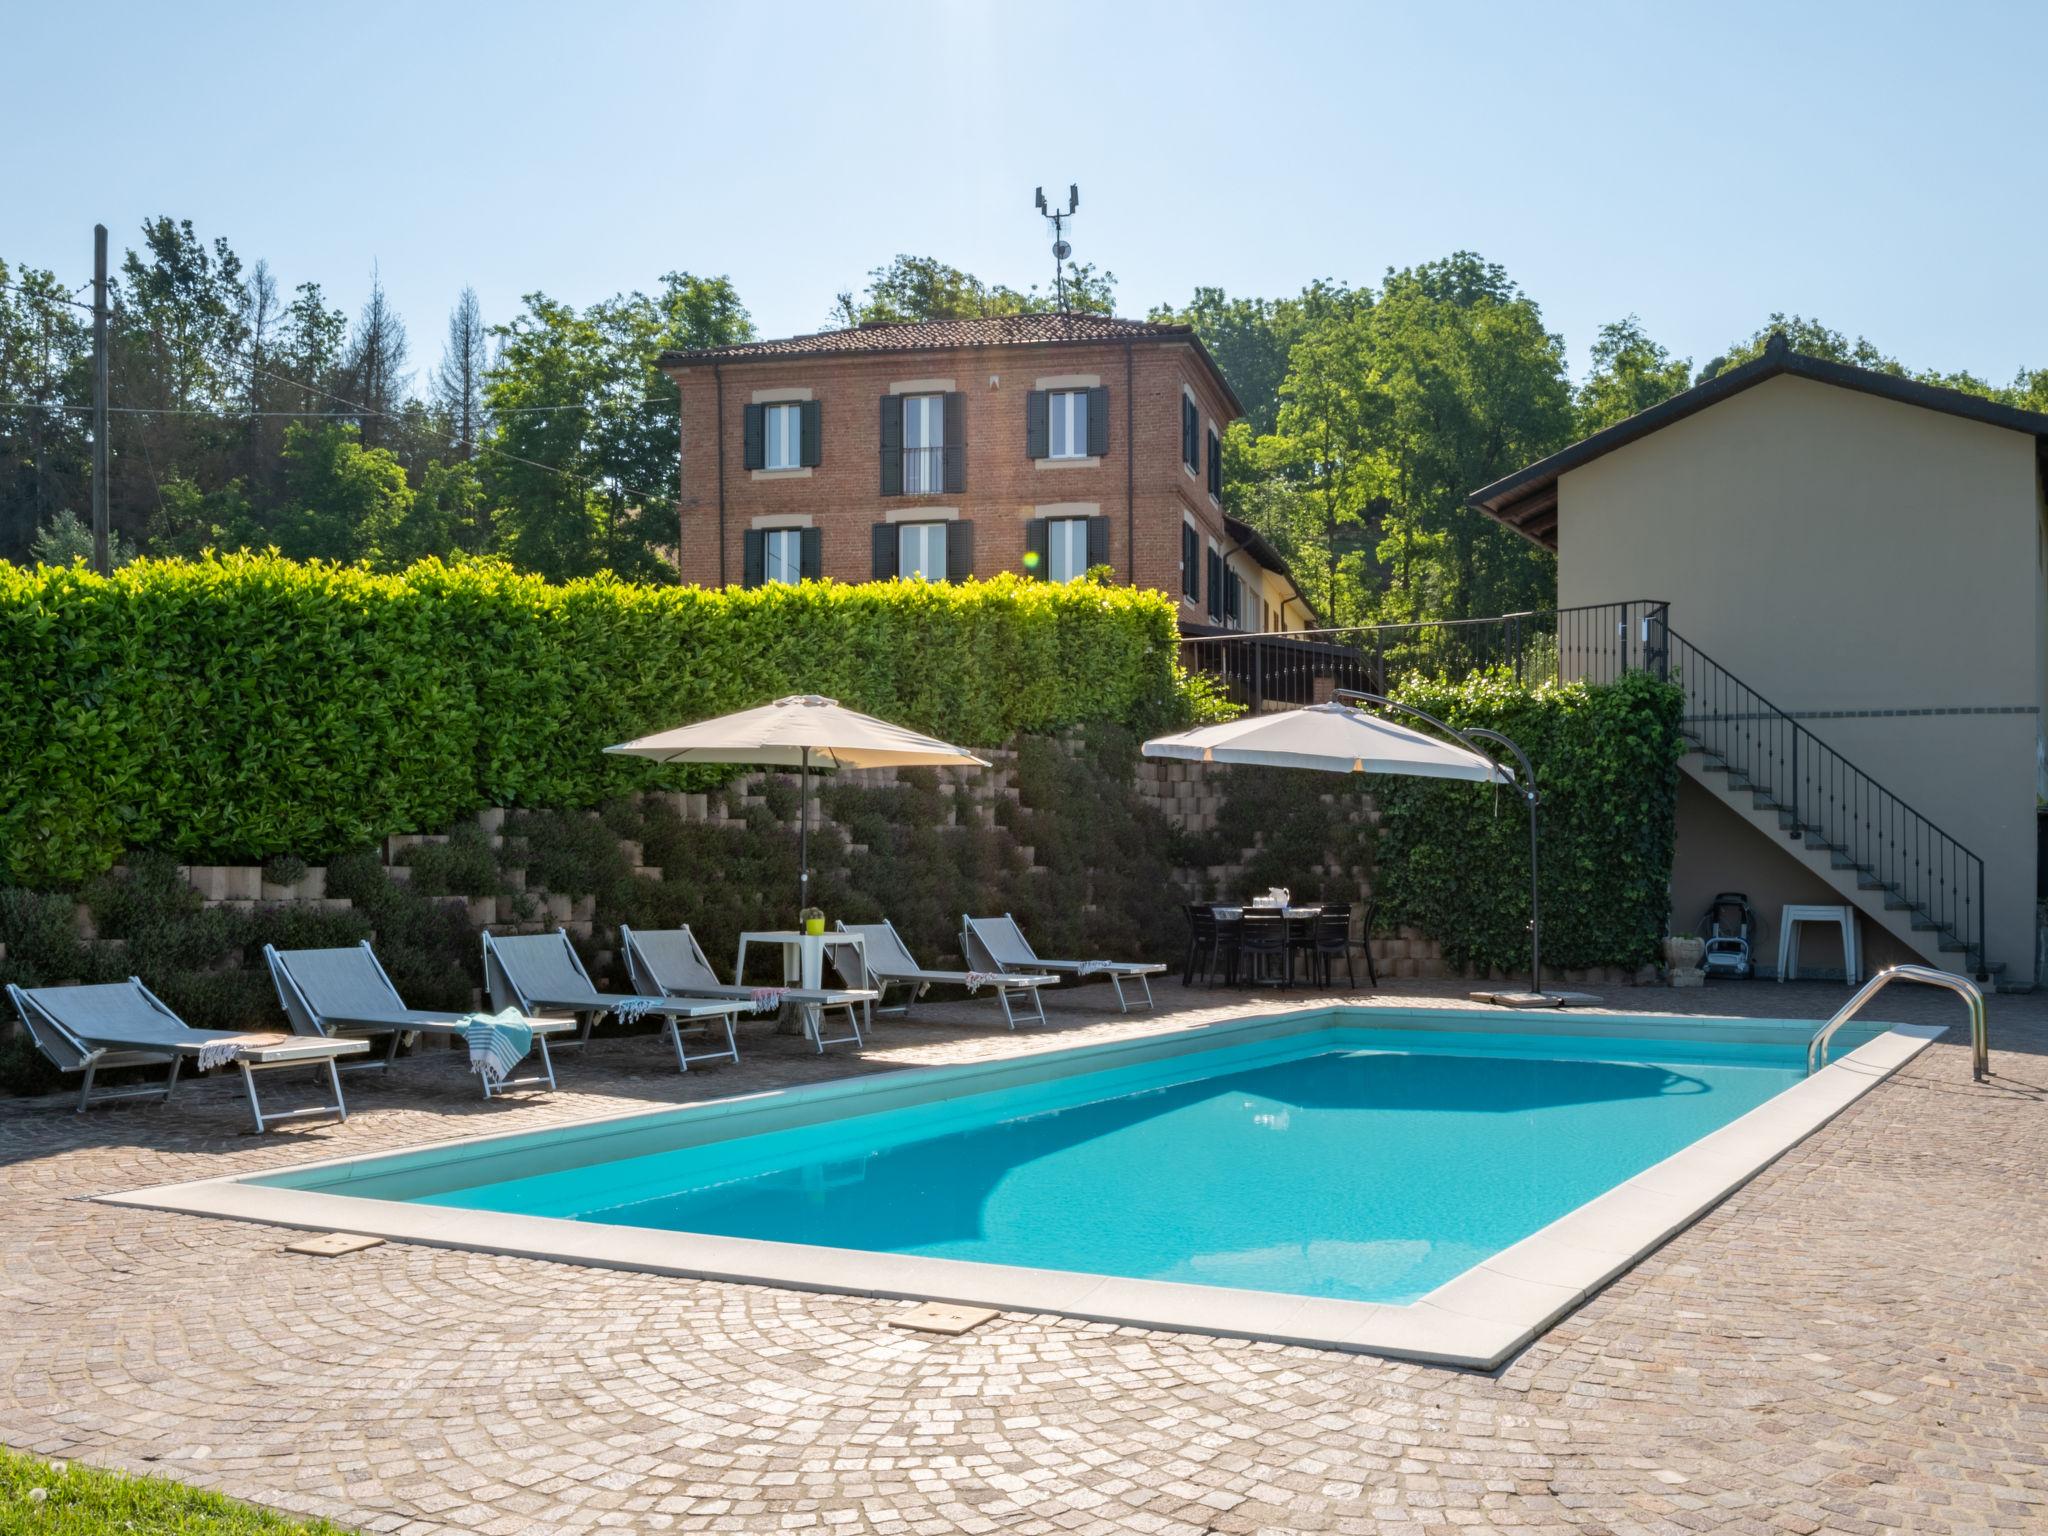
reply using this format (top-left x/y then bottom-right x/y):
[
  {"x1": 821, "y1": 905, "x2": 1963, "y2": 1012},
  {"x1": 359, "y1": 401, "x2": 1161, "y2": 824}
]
[{"x1": 0, "y1": 1447, "x2": 352, "y2": 1533}]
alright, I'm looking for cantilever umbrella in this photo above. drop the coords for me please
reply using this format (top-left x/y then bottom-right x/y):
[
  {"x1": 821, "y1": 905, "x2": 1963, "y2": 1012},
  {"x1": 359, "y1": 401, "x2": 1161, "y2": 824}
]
[
  {"x1": 1143, "y1": 696, "x2": 1555, "y2": 1001},
  {"x1": 606, "y1": 694, "x2": 988, "y2": 913}
]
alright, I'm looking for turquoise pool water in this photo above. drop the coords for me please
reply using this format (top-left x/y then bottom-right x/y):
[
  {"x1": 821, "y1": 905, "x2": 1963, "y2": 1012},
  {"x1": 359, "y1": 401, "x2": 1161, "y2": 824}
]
[{"x1": 401, "y1": 1025, "x2": 1817, "y2": 1305}]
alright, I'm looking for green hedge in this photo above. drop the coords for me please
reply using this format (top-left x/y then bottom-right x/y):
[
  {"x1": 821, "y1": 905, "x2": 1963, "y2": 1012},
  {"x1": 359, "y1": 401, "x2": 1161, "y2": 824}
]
[
  {"x1": 1372, "y1": 670, "x2": 1684, "y2": 974},
  {"x1": 0, "y1": 554, "x2": 1213, "y2": 887}
]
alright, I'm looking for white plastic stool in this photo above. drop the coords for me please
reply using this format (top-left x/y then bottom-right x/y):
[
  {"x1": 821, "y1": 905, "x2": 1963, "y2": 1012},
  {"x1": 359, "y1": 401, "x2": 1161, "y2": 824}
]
[{"x1": 1778, "y1": 904, "x2": 1859, "y2": 984}]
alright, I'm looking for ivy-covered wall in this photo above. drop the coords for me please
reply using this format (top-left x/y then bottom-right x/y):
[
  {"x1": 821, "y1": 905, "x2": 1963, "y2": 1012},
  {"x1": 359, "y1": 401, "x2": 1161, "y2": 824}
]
[
  {"x1": 1370, "y1": 670, "x2": 1685, "y2": 974},
  {"x1": 0, "y1": 554, "x2": 1216, "y2": 888}
]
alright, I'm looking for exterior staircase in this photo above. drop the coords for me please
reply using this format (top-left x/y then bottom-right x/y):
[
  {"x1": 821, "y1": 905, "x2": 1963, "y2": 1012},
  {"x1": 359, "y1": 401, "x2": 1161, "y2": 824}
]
[{"x1": 1664, "y1": 629, "x2": 1995, "y2": 979}]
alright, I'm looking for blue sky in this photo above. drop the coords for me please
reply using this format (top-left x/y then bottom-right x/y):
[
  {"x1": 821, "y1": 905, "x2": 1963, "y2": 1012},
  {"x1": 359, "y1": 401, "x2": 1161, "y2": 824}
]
[{"x1": 6, "y1": 0, "x2": 2044, "y2": 386}]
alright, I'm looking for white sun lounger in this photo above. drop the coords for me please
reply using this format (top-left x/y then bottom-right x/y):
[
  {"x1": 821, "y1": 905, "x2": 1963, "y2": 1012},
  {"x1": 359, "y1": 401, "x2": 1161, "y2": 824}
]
[
  {"x1": 481, "y1": 928, "x2": 752, "y2": 1073},
  {"x1": 263, "y1": 941, "x2": 574, "y2": 1098},
  {"x1": 962, "y1": 913, "x2": 1164, "y2": 1013},
  {"x1": 834, "y1": 919, "x2": 1056, "y2": 1028},
  {"x1": 6, "y1": 978, "x2": 366, "y2": 1132},
  {"x1": 619, "y1": 924, "x2": 876, "y2": 1056}
]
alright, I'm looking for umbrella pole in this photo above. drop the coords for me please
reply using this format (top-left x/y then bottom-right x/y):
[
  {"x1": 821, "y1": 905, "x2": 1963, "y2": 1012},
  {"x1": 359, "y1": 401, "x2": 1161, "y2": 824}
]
[
  {"x1": 798, "y1": 745, "x2": 811, "y2": 915},
  {"x1": 1335, "y1": 691, "x2": 1542, "y2": 997}
]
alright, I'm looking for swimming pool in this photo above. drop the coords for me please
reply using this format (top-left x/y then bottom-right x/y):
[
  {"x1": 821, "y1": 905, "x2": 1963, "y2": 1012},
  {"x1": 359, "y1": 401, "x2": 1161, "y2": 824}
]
[{"x1": 107, "y1": 1006, "x2": 1944, "y2": 1367}]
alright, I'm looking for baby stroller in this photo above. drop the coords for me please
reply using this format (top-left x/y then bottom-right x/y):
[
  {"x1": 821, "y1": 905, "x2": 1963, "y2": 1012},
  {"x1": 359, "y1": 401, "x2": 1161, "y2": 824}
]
[{"x1": 1699, "y1": 892, "x2": 1754, "y2": 979}]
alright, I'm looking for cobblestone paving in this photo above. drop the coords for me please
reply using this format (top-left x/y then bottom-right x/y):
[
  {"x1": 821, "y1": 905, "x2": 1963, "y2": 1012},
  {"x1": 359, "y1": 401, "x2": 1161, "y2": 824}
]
[{"x1": 2, "y1": 979, "x2": 2044, "y2": 1534}]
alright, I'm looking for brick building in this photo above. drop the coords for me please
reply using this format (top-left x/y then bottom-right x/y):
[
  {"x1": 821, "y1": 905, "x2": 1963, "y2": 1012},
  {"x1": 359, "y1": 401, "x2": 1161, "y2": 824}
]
[{"x1": 658, "y1": 313, "x2": 1312, "y2": 630}]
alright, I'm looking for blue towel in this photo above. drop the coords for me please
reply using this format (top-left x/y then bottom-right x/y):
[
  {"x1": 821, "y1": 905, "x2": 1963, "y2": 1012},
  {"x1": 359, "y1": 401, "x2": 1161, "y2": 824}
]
[{"x1": 463, "y1": 1008, "x2": 533, "y2": 1085}]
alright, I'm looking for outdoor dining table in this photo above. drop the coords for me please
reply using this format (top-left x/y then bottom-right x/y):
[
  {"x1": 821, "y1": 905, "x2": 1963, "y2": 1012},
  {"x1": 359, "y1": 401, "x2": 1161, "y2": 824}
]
[
  {"x1": 734, "y1": 929, "x2": 873, "y2": 1043},
  {"x1": 1213, "y1": 903, "x2": 1325, "y2": 988}
]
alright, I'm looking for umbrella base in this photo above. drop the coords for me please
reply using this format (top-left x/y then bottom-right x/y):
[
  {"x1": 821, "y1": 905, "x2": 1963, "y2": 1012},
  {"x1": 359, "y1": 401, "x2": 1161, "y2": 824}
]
[{"x1": 1469, "y1": 989, "x2": 1605, "y2": 1009}]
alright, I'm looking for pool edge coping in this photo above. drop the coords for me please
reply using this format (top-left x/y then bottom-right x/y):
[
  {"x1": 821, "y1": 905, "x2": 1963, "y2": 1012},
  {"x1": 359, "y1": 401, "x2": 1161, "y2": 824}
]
[{"x1": 95, "y1": 1009, "x2": 1945, "y2": 1372}]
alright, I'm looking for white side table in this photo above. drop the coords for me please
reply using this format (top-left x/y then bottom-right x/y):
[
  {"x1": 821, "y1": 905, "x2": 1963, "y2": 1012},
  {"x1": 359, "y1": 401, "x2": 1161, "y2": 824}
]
[
  {"x1": 1778, "y1": 904, "x2": 1859, "y2": 984},
  {"x1": 734, "y1": 930, "x2": 871, "y2": 1044}
]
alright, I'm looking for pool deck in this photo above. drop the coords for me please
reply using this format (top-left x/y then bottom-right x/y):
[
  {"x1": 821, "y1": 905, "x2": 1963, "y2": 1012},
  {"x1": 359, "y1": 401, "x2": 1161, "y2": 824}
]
[{"x1": 2, "y1": 977, "x2": 2044, "y2": 1534}]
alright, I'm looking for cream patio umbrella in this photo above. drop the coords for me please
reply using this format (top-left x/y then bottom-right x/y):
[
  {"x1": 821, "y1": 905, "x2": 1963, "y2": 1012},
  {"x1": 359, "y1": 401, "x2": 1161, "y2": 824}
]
[
  {"x1": 1143, "y1": 693, "x2": 1554, "y2": 1001},
  {"x1": 606, "y1": 694, "x2": 989, "y2": 913}
]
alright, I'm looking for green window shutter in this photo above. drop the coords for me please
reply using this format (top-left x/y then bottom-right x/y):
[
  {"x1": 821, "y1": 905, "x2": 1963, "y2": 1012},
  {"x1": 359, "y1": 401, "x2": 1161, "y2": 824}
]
[
  {"x1": 871, "y1": 521, "x2": 898, "y2": 579},
  {"x1": 799, "y1": 400, "x2": 821, "y2": 466},
  {"x1": 742, "y1": 529, "x2": 765, "y2": 588},
  {"x1": 800, "y1": 527, "x2": 822, "y2": 580},
  {"x1": 1207, "y1": 549, "x2": 1223, "y2": 619},
  {"x1": 879, "y1": 395, "x2": 903, "y2": 495},
  {"x1": 944, "y1": 519, "x2": 974, "y2": 581},
  {"x1": 942, "y1": 391, "x2": 966, "y2": 493},
  {"x1": 1181, "y1": 523, "x2": 1198, "y2": 598},
  {"x1": 1025, "y1": 390, "x2": 1050, "y2": 459},
  {"x1": 1024, "y1": 516, "x2": 1049, "y2": 576},
  {"x1": 742, "y1": 404, "x2": 766, "y2": 471},
  {"x1": 1207, "y1": 428, "x2": 1221, "y2": 496},
  {"x1": 1085, "y1": 515, "x2": 1110, "y2": 570},
  {"x1": 1086, "y1": 386, "x2": 1109, "y2": 456}
]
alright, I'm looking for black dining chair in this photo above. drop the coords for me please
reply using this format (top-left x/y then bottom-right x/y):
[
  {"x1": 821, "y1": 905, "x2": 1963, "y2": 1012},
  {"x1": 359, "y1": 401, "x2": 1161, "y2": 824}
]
[
  {"x1": 1235, "y1": 909, "x2": 1292, "y2": 987},
  {"x1": 1307, "y1": 902, "x2": 1362, "y2": 987}
]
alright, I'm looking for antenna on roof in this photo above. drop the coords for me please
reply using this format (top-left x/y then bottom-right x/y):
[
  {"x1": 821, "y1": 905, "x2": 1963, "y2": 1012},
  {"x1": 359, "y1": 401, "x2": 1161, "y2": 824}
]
[{"x1": 1033, "y1": 184, "x2": 1080, "y2": 311}]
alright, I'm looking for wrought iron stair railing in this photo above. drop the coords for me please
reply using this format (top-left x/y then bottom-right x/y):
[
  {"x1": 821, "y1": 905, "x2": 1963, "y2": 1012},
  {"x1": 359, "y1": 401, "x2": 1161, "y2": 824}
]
[{"x1": 1666, "y1": 631, "x2": 1990, "y2": 977}]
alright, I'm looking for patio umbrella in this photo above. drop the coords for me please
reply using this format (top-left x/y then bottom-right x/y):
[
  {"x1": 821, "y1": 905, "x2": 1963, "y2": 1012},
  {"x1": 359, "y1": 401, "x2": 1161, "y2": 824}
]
[
  {"x1": 1142, "y1": 695, "x2": 1551, "y2": 999},
  {"x1": 606, "y1": 694, "x2": 988, "y2": 913}
]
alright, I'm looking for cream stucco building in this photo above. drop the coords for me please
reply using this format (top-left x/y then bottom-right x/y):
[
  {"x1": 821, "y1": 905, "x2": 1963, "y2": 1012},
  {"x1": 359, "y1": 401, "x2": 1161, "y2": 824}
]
[{"x1": 1471, "y1": 335, "x2": 2048, "y2": 987}]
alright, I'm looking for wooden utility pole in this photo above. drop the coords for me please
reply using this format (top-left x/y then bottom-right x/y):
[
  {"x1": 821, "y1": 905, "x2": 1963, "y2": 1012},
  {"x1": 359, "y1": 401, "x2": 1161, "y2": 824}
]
[{"x1": 91, "y1": 223, "x2": 110, "y2": 576}]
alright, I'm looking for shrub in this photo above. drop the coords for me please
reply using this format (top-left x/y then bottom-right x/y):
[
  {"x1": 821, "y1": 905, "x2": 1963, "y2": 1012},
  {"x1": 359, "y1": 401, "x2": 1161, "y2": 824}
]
[{"x1": 0, "y1": 554, "x2": 1214, "y2": 887}]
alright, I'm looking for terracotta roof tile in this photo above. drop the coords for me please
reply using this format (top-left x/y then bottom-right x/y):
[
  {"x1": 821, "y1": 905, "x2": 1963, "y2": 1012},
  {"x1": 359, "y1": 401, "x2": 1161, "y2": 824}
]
[{"x1": 659, "y1": 312, "x2": 1192, "y2": 365}]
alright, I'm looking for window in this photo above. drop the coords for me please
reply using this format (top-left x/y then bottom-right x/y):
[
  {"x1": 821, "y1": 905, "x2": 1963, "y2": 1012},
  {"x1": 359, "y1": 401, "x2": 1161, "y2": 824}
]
[
  {"x1": 898, "y1": 520, "x2": 948, "y2": 580},
  {"x1": 1180, "y1": 522, "x2": 1199, "y2": 602},
  {"x1": 1181, "y1": 395, "x2": 1199, "y2": 472},
  {"x1": 1048, "y1": 390, "x2": 1089, "y2": 459},
  {"x1": 902, "y1": 394, "x2": 944, "y2": 494},
  {"x1": 764, "y1": 528, "x2": 803, "y2": 585},
  {"x1": 764, "y1": 403, "x2": 802, "y2": 470},
  {"x1": 1047, "y1": 517, "x2": 1090, "y2": 582},
  {"x1": 1206, "y1": 427, "x2": 1222, "y2": 499}
]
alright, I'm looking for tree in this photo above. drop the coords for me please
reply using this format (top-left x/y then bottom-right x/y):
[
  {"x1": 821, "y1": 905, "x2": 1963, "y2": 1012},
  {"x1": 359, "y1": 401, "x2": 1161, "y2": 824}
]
[
  {"x1": 337, "y1": 265, "x2": 410, "y2": 452},
  {"x1": 0, "y1": 259, "x2": 92, "y2": 562},
  {"x1": 432, "y1": 286, "x2": 489, "y2": 460},
  {"x1": 829, "y1": 254, "x2": 1115, "y2": 327},
  {"x1": 1149, "y1": 281, "x2": 1357, "y2": 437},
  {"x1": 29, "y1": 509, "x2": 134, "y2": 568},
  {"x1": 272, "y1": 422, "x2": 411, "y2": 563},
  {"x1": 484, "y1": 274, "x2": 751, "y2": 582},
  {"x1": 1575, "y1": 317, "x2": 1692, "y2": 435}
]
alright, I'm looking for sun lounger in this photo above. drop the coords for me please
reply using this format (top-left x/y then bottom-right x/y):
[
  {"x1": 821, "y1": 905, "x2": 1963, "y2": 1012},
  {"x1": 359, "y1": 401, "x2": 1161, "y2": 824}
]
[
  {"x1": 481, "y1": 928, "x2": 752, "y2": 1073},
  {"x1": 834, "y1": 919, "x2": 1056, "y2": 1028},
  {"x1": 961, "y1": 913, "x2": 1165, "y2": 1013},
  {"x1": 263, "y1": 941, "x2": 573, "y2": 1098},
  {"x1": 5, "y1": 978, "x2": 366, "y2": 1132},
  {"x1": 619, "y1": 924, "x2": 876, "y2": 1056}
]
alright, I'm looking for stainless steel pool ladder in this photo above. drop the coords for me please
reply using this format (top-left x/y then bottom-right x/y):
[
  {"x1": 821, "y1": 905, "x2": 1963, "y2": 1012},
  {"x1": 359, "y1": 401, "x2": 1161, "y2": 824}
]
[{"x1": 1805, "y1": 964, "x2": 1988, "y2": 1081}]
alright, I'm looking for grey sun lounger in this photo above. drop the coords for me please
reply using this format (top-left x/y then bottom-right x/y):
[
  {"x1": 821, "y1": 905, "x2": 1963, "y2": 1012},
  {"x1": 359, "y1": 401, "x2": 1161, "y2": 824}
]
[
  {"x1": 962, "y1": 913, "x2": 1165, "y2": 1013},
  {"x1": 834, "y1": 919, "x2": 1056, "y2": 1029},
  {"x1": 5, "y1": 978, "x2": 366, "y2": 1132},
  {"x1": 264, "y1": 941, "x2": 574, "y2": 1098},
  {"x1": 619, "y1": 924, "x2": 877, "y2": 1056},
  {"x1": 482, "y1": 928, "x2": 752, "y2": 1073}
]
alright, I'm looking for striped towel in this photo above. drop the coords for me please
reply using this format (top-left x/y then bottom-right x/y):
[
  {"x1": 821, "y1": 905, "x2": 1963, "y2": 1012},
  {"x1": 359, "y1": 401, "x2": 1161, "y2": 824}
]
[
  {"x1": 192, "y1": 1032, "x2": 293, "y2": 1072},
  {"x1": 749, "y1": 988, "x2": 785, "y2": 1013},
  {"x1": 196, "y1": 1039, "x2": 246, "y2": 1072},
  {"x1": 961, "y1": 972, "x2": 1002, "y2": 995},
  {"x1": 608, "y1": 997, "x2": 662, "y2": 1024},
  {"x1": 463, "y1": 1008, "x2": 533, "y2": 1085}
]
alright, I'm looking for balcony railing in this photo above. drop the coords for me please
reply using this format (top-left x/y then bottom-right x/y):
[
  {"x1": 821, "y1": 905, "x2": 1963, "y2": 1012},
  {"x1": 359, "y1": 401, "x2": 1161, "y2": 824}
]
[
  {"x1": 900, "y1": 446, "x2": 954, "y2": 495},
  {"x1": 1182, "y1": 600, "x2": 1669, "y2": 710}
]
